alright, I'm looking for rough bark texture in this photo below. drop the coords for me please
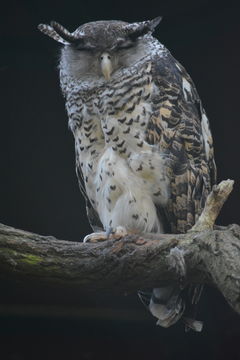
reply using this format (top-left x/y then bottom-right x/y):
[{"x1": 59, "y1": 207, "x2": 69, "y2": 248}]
[
  {"x1": 0, "y1": 180, "x2": 239, "y2": 316},
  {"x1": 191, "y1": 179, "x2": 234, "y2": 231},
  {"x1": 0, "y1": 223, "x2": 240, "y2": 314}
]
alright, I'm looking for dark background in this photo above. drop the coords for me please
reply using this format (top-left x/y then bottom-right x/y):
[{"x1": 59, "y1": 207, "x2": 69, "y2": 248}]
[{"x1": 1, "y1": 1, "x2": 240, "y2": 359}]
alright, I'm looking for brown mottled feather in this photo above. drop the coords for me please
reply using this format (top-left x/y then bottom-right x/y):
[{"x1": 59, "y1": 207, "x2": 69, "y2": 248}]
[{"x1": 146, "y1": 50, "x2": 216, "y2": 233}]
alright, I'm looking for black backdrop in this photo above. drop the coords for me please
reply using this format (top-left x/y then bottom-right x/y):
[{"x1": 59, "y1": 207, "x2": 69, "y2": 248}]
[{"x1": 1, "y1": 1, "x2": 240, "y2": 359}]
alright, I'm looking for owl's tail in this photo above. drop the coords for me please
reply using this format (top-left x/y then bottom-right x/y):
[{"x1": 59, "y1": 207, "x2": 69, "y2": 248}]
[{"x1": 138, "y1": 285, "x2": 203, "y2": 332}]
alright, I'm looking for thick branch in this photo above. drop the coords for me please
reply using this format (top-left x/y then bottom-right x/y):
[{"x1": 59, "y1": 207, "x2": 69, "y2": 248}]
[
  {"x1": 0, "y1": 223, "x2": 240, "y2": 314},
  {"x1": 0, "y1": 180, "x2": 239, "y2": 315}
]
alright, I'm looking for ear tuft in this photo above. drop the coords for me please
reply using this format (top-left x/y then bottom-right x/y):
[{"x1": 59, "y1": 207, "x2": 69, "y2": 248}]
[
  {"x1": 148, "y1": 16, "x2": 162, "y2": 32},
  {"x1": 38, "y1": 21, "x2": 84, "y2": 45},
  {"x1": 123, "y1": 16, "x2": 163, "y2": 41},
  {"x1": 50, "y1": 21, "x2": 80, "y2": 43},
  {"x1": 38, "y1": 23, "x2": 70, "y2": 45}
]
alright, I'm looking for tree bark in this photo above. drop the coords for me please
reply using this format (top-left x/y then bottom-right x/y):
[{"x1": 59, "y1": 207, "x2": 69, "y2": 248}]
[
  {"x1": 0, "y1": 223, "x2": 240, "y2": 314},
  {"x1": 0, "y1": 180, "x2": 239, "y2": 316}
]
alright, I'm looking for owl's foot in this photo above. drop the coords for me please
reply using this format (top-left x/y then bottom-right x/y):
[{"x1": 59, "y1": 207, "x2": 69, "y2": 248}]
[{"x1": 83, "y1": 225, "x2": 128, "y2": 243}]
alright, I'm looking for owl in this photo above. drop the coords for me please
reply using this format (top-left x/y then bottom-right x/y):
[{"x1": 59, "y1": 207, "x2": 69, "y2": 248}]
[{"x1": 38, "y1": 17, "x2": 216, "y2": 330}]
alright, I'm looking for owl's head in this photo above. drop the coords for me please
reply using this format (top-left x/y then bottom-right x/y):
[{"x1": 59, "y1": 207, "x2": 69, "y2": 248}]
[{"x1": 38, "y1": 18, "x2": 162, "y2": 81}]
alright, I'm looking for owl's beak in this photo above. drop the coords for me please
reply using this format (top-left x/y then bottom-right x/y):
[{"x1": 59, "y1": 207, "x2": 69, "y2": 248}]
[{"x1": 100, "y1": 53, "x2": 113, "y2": 81}]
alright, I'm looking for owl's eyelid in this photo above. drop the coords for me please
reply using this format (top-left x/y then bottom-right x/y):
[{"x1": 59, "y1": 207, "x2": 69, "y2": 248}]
[
  {"x1": 76, "y1": 47, "x2": 94, "y2": 51},
  {"x1": 74, "y1": 43, "x2": 96, "y2": 51},
  {"x1": 115, "y1": 41, "x2": 135, "y2": 51}
]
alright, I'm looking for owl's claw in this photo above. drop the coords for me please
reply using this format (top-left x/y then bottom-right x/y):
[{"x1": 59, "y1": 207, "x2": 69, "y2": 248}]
[
  {"x1": 83, "y1": 225, "x2": 128, "y2": 243},
  {"x1": 109, "y1": 225, "x2": 128, "y2": 239},
  {"x1": 83, "y1": 231, "x2": 108, "y2": 243},
  {"x1": 105, "y1": 226, "x2": 114, "y2": 238}
]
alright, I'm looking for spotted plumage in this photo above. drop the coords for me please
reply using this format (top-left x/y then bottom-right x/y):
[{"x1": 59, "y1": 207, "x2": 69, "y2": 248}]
[{"x1": 39, "y1": 17, "x2": 216, "y2": 330}]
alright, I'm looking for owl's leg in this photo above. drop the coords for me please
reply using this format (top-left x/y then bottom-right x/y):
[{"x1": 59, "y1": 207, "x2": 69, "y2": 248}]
[{"x1": 83, "y1": 225, "x2": 128, "y2": 243}]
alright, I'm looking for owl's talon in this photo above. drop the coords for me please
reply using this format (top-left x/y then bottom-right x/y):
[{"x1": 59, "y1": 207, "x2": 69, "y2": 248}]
[
  {"x1": 83, "y1": 232, "x2": 108, "y2": 243},
  {"x1": 109, "y1": 225, "x2": 128, "y2": 239},
  {"x1": 105, "y1": 227, "x2": 113, "y2": 238},
  {"x1": 83, "y1": 226, "x2": 128, "y2": 243}
]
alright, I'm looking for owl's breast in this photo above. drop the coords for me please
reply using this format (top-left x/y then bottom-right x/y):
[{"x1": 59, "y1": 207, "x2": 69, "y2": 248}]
[
  {"x1": 94, "y1": 61, "x2": 170, "y2": 206},
  {"x1": 99, "y1": 61, "x2": 156, "y2": 155},
  {"x1": 71, "y1": 61, "x2": 170, "y2": 231}
]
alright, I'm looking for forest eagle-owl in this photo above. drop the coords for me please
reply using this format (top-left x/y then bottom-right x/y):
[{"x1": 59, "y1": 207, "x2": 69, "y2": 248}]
[{"x1": 38, "y1": 17, "x2": 216, "y2": 331}]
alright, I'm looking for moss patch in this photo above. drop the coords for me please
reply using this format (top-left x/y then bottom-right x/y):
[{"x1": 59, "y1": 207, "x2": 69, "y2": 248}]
[{"x1": 20, "y1": 253, "x2": 42, "y2": 265}]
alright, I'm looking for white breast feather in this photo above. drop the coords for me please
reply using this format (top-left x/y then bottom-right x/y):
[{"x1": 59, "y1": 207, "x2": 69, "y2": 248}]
[{"x1": 95, "y1": 148, "x2": 166, "y2": 233}]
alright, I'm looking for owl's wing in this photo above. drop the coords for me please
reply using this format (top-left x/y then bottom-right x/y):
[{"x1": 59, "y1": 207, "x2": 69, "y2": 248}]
[
  {"x1": 147, "y1": 50, "x2": 216, "y2": 233},
  {"x1": 62, "y1": 81, "x2": 103, "y2": 233},
  {"x1": 75, "y1": 155, "x2": 103, "y2": 232}
]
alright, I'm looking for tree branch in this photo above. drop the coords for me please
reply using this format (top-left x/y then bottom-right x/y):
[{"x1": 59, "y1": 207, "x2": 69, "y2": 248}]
[
  {"x1": 191, "y1": 179, "x2": 234, "y2": 231},
  {"x1": 0, "y1": 180, "x2": 239, "y2": 316}
]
